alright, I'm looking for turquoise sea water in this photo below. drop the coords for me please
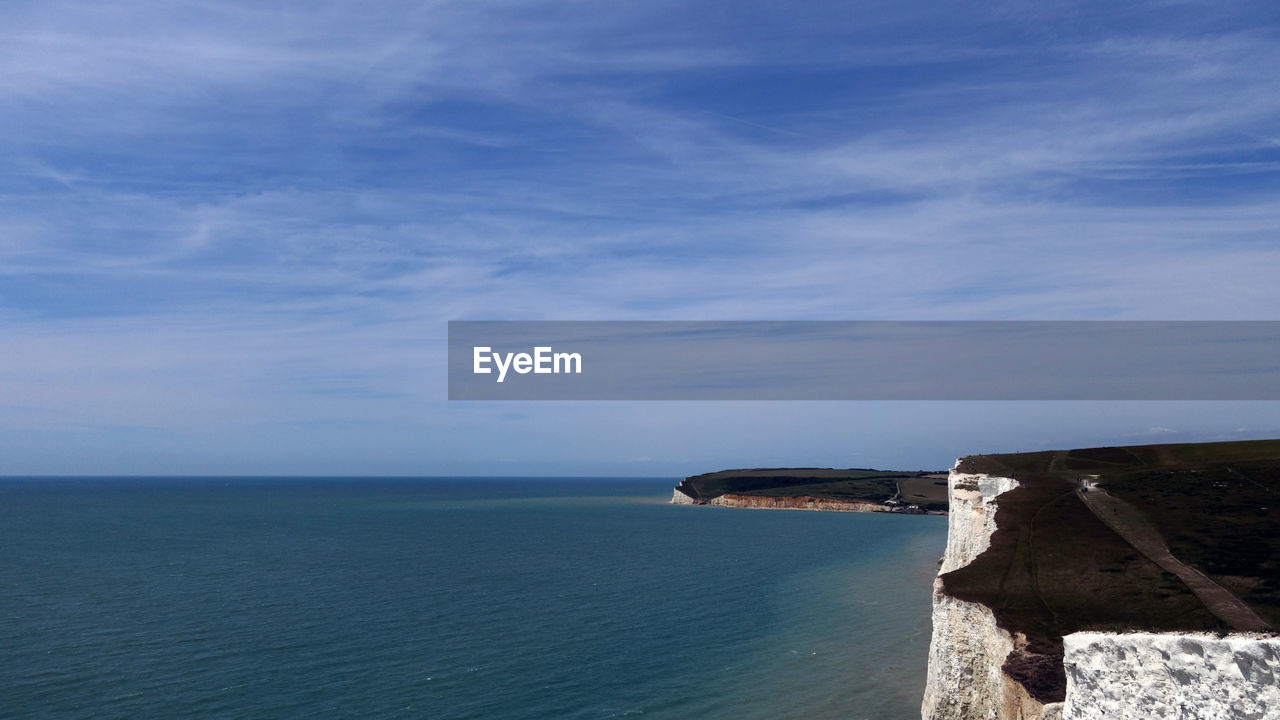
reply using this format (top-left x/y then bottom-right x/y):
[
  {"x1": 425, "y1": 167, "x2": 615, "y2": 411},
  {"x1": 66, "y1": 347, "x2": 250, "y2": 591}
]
[{"x1": 2, "y1": 478, "x2": 946, "y2": 719}]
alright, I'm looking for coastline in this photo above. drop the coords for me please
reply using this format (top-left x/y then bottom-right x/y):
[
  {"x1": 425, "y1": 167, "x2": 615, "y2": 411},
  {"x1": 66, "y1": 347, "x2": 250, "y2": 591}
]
[
  {"x1": 672, "y1": 488, "x2": 945, "y2": 514},
  {"x1": 674, "y1": 440, "x2": 1280, "y2": 720},
  {"x1": 670, "y1": 469, "x2": 950, "y2": 515}
]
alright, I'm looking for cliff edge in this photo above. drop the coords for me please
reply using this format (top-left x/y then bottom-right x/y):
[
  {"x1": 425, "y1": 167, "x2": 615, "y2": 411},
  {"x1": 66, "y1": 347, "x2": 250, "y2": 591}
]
[{"x1": 924, "y1": 439, "x2": 1280, "y2": 720}]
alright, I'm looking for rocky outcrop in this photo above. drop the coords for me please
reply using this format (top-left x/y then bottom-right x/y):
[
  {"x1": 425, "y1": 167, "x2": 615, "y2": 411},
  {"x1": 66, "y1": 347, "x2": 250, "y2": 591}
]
[
  {"x1": 1062, "y1": 632, "x2": 1280, "y2": 720},
  {"x1": 923, "y1": 466, "x2": 1066, "y2": 719}
]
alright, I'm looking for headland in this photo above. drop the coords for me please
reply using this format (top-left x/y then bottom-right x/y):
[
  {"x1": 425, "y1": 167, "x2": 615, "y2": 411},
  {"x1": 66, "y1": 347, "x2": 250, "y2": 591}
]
[{"x1": 670, "y1": 467, "x2": 949, "y2": 514}]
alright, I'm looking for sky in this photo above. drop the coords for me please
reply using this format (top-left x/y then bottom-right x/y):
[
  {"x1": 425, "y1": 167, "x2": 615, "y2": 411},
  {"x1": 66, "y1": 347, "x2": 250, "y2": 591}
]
[{"x1": 3, "y1": 1, "x2": 1280, "y2": 476}]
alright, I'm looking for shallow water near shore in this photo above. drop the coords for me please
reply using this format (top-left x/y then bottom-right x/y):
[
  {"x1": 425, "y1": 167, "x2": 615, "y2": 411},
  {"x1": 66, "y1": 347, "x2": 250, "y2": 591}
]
[{"x1": 2, "y1": 477, "x2": 946, "y2": 719}]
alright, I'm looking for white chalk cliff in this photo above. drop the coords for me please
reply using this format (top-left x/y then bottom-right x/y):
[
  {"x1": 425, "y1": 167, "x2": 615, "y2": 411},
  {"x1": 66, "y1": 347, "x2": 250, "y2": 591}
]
[
  {"x1": 922, "y1": 468, "x2": 1063, "y2": 720},
  {"x1": 670, "y1": 487, "x2": 698, "y2": 505},
  {"x1": 923, "y1": 464, "x2": 1280, "y2": 720}
]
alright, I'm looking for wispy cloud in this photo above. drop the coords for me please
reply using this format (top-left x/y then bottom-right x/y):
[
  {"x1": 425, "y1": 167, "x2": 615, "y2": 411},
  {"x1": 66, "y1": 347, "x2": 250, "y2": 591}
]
[{"x1": 2, "y1": 1, "x2": 1279, "y2": 471}]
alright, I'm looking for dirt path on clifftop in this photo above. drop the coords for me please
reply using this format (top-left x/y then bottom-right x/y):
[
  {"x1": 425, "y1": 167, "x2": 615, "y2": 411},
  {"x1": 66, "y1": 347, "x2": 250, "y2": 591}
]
[{"x1": 1076, "y1": 483, "x2": 1269, "y2": 632}]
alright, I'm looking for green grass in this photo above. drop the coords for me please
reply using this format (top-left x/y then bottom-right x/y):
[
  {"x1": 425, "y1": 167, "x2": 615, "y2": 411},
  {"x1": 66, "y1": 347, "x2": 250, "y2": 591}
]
[{"x1": 897, "y1": 476, "x2": 950, "y2": 511}]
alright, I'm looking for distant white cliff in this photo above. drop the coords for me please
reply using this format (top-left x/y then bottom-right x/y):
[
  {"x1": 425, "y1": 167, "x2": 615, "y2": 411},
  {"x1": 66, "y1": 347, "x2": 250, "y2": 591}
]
[
  {"x1": 670, "y1": 486, "x2": 933, "y2": 513},
  {"x1": 670, "y1": 488, "x2": 698, "y2": 505}
]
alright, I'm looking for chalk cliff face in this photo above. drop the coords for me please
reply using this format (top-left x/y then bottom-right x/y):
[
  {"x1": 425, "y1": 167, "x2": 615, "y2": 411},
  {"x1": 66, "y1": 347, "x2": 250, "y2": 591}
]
[
  {"x1": 923, "y1": 467, "x2": 1065, "y2": 720},
  {"x1": 670, "y1": 488, "x2": 698, "y2": 505},
  {"x1": 924, "y1": 590, "x2": 1062, "y2": 720},
  {"x1": 1063, "y1": 632, "x2": 1280, "y2": 720},
  {"x1": 938, "y1": 472, "x2": 1019, "y2": 574}
]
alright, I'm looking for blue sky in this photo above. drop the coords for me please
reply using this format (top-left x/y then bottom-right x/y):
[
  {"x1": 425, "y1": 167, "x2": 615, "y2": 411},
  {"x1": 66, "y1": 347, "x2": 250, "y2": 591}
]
[{"x1": 3, "y1": 1, "x2": 1280, "y2": 475}]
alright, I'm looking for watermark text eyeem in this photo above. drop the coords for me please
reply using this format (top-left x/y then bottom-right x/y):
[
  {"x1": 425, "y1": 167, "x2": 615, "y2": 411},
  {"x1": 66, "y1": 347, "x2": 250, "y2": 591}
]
[{"x1": 473, "y1": 346, "x2": 582, "y2": 383}]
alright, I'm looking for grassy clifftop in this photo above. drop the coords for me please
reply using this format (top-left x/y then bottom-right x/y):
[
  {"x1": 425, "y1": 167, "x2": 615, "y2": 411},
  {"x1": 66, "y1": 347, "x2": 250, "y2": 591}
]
[
  {"x1": 944, "y1": 438, "x2": 1280, "y2": 703},
  {"x1": 676, "y1": 467, "x2": 949, "y2": 512}
]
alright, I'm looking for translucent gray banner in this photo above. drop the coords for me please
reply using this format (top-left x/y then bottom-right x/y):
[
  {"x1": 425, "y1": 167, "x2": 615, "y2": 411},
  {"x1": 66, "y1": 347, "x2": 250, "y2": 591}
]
[{"x1": 447, "y1": 321, "x2": 1280, "y2": 400}]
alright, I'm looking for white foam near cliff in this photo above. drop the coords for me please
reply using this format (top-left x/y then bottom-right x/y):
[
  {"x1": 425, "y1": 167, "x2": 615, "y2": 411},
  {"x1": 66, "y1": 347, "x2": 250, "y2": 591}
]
[
  {"x1": 1062, "y1": 632, "x2": 1280, "y2": 720},
  {"x1": 922, "y1": 464, "x2": 1063, "y2": 720}
]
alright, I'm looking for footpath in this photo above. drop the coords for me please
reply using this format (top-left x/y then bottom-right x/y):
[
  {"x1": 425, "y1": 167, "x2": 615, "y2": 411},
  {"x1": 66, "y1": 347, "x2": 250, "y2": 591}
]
[{"x1": 1076, "y1": 479, "x2": 1269, "y2": 632}]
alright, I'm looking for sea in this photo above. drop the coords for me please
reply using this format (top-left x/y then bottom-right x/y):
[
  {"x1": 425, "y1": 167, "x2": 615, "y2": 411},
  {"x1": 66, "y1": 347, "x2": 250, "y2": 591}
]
[{"x1": 1, "y1": 477, "x2": 947, "y2": 720}]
